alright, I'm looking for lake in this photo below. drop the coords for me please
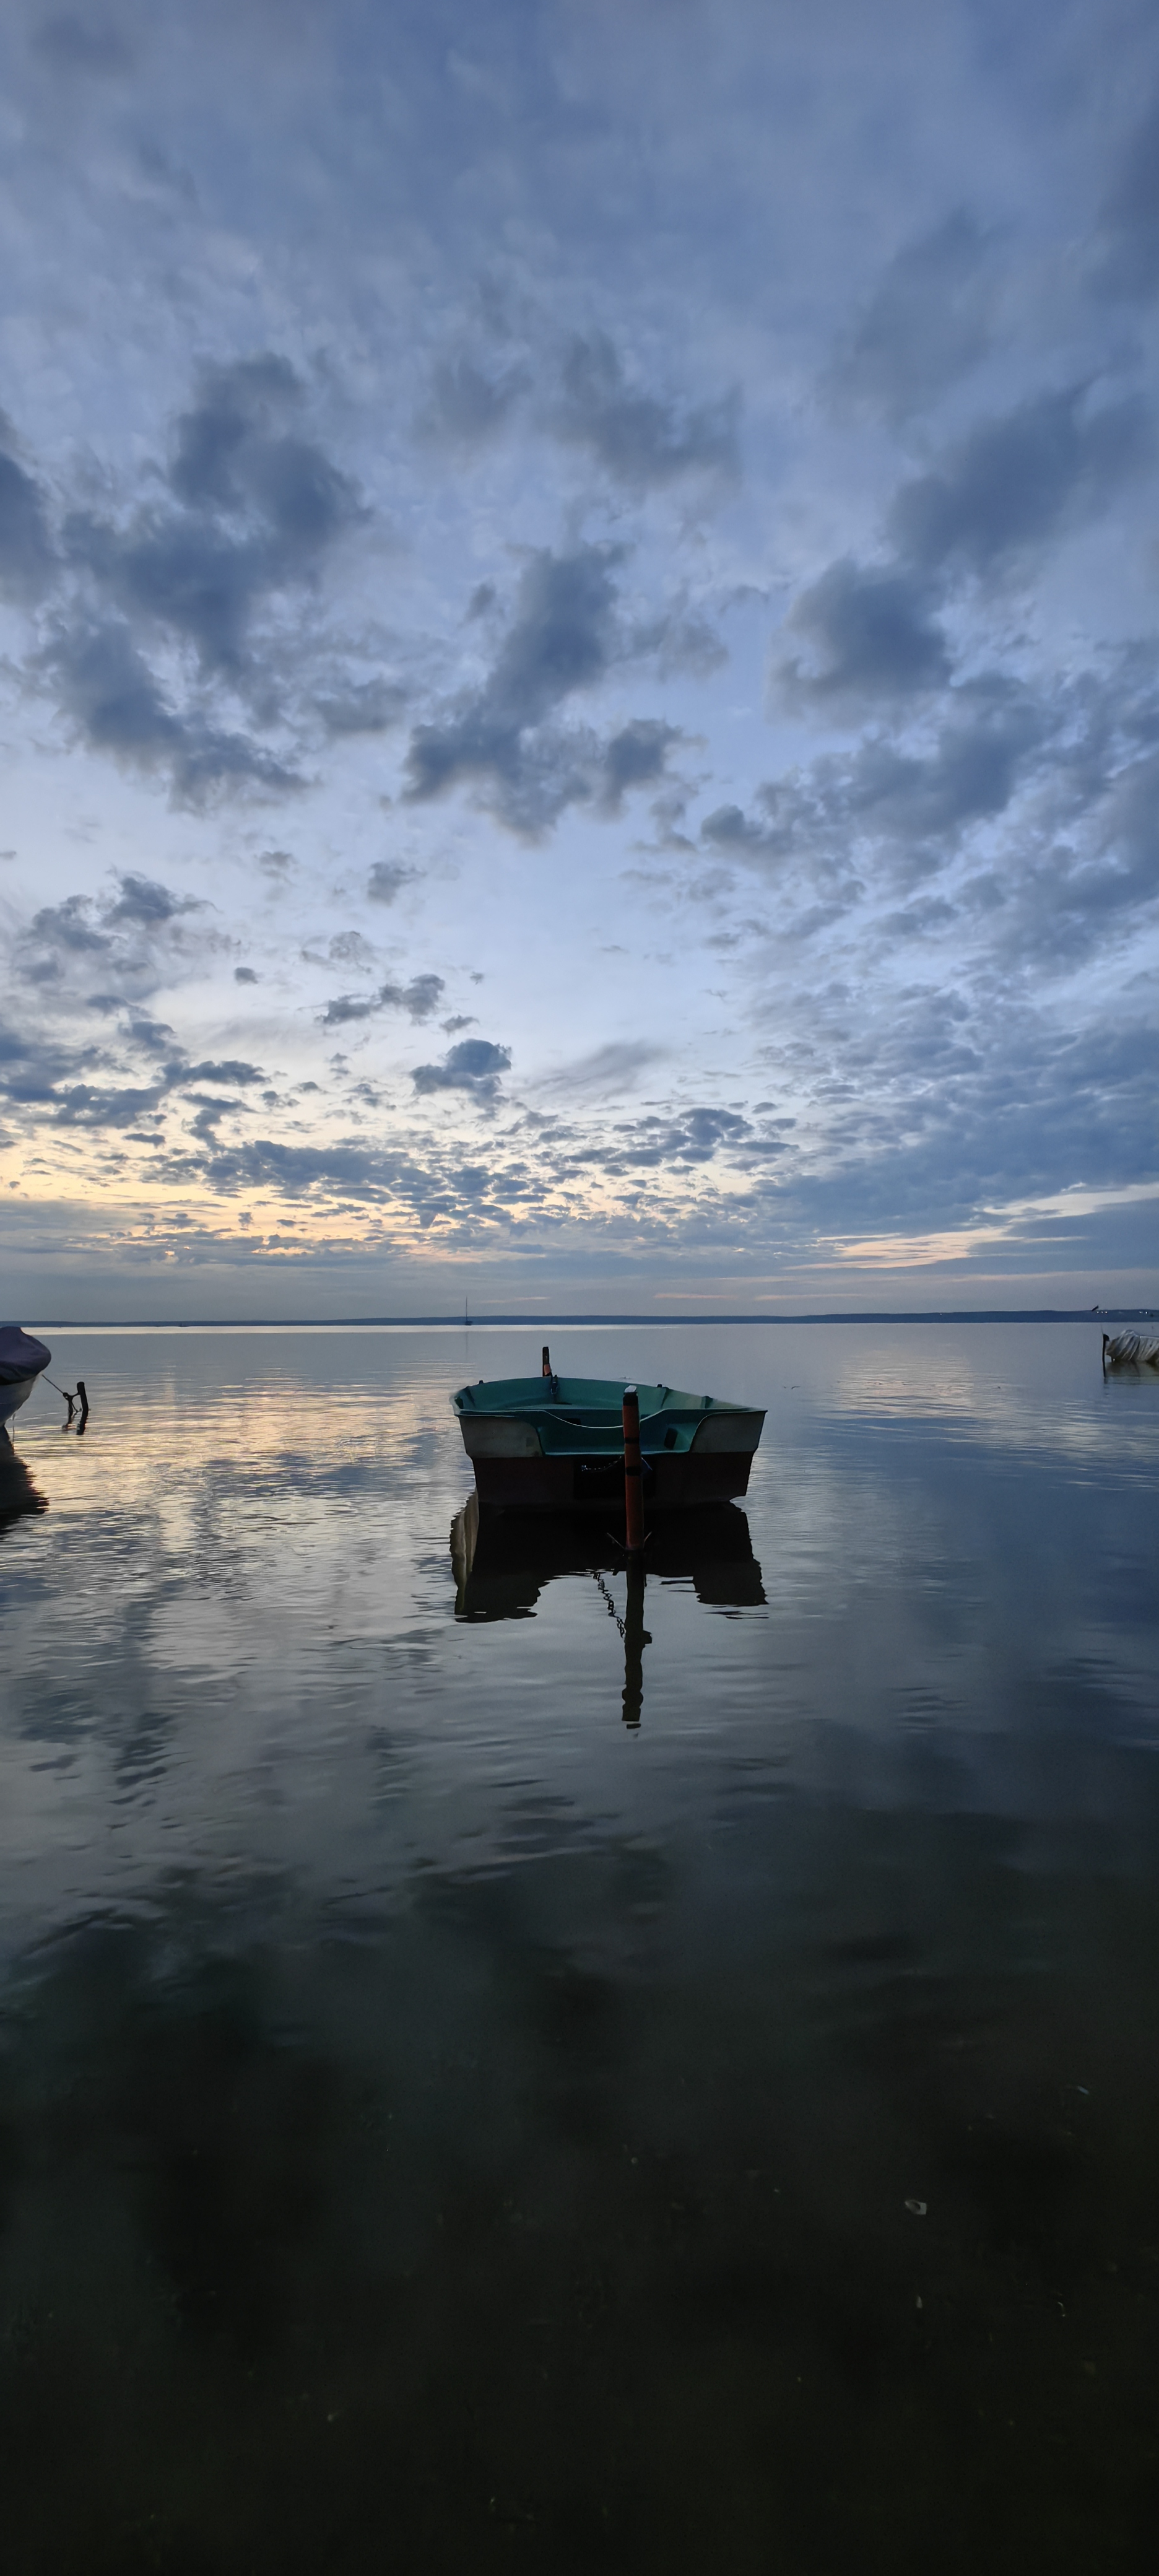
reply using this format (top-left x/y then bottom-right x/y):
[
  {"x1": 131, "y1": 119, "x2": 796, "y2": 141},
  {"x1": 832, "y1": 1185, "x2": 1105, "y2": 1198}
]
[{"x1": 1, "y1": 1321, "x2": 1157, "y2": 2572}]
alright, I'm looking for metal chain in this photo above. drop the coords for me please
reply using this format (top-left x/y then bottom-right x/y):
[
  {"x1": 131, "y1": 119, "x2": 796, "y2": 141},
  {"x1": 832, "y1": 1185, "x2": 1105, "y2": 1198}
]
[{"x1": 592, "y1": 1570, "x2": 627, "y2": 1641}]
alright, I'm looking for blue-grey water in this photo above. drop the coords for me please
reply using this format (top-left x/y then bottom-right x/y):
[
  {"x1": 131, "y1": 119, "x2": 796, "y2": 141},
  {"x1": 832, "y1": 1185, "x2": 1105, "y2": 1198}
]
[{"x1": 1, "y1": 1321, "x2": 1157, "y2": 2573}]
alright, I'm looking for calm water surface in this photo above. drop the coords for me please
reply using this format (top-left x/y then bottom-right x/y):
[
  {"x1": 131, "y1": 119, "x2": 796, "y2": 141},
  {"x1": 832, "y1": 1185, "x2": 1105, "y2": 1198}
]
[{"x1": 1, "y1": 1322, "x2": 1157, "y2": 2572}]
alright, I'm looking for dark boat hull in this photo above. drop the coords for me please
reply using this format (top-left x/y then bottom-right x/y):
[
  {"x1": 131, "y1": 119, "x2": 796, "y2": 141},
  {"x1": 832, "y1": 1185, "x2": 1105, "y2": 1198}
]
[{"x1": 469, "y1": 1446, "x2": 757, "y2": 1512}]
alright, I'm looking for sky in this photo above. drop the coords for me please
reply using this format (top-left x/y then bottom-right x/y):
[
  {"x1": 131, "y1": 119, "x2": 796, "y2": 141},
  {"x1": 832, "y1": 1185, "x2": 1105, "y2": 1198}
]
[{"x1": 1, "y1": 0, "x2": 1157, "y2": 1319}]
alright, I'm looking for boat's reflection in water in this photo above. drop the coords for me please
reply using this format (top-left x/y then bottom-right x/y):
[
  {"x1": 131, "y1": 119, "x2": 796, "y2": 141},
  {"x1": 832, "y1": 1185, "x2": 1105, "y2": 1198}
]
[
  {"x1": 0, "y1": 1437, "x2": 46, "y2": 1543},
  {"x1": 450, "y1": 1489, "x2": 765, "y2": 1728}
]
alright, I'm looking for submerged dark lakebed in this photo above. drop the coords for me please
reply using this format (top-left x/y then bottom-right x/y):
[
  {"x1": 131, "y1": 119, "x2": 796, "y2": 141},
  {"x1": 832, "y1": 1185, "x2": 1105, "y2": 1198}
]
[{"x1": 1, "y1": 1321, "x2": 1157, "y2": 2574}]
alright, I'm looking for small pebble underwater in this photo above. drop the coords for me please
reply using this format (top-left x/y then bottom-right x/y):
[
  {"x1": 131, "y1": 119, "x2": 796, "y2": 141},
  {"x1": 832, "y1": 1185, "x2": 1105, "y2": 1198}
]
[{"x1": 0, "y1": 1320, "x2": 1157, "y2": 2574}]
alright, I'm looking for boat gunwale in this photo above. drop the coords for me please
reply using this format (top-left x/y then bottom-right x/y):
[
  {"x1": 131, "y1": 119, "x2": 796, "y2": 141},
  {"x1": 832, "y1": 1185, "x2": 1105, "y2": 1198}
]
[{"x1": 452, "y1": 1373, "x2": 761, "y2": 1424}]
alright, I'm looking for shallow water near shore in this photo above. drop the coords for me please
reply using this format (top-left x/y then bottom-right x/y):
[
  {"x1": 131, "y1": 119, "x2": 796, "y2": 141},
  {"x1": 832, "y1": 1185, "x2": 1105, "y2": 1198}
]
[{"x1": 1, "y1": 1320, "x2": 1157, "y2": 2572}]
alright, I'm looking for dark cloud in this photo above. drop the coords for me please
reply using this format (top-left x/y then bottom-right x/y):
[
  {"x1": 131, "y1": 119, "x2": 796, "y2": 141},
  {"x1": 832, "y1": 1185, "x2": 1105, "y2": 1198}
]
[
  {"x1": 1009, "y1": 742, "x2": 1159, "y2": 971},
  {"x1": 603, "y1": 1106, "x2": 755, "y2": 1169},
  {"x1": 27, "y1": 894, "x2": 110, "y2": 957},
  {"x1": 888, "y1": 385, "x2": 1150, "y2": 576},
  {"x1": 316, "y1": 679, "x2": 406, "y2": 736},
  {"x1": 321, "y1": 931, "x2": 375, "y2": 967},
  {"x1": 597, "y1": 718, "x2": 682, "y2": 812},
  {"x1": 698, "y1": 658, "x2": 1157, "y2": 980},
  {"x1": 234, "y1": 967, "x2": 259, "y2": 983},
  {"x1": 167, "y1": 356, "x2": 357, "y2": 553},
  {"x1": 553, "y1": 333, "x2": 739, "y2": 489},
  {"x1": 410, "y1": 1037, "x2": 510, "y2": 1100},
  {"x1": 877, "y1": 895, "x2": 958, "y2": 939},
  {"x1": 835, "y1": 212, "x2": 995, "y2": 422},
  {"x1": 778, "y1": 998, "x2": 1158, "y2": 1240},
  {"x1": 1099, "y1": 743, "x2": 1159, "y2": 905},
  {"x1": 319, "y1": 973, "x2": 445, "y2": 1028},
  {"x1": 45, "y1": 617, "x2": 300, "y2": 800},
  {"x1": 167, "y1": 357, "x2": 295, "y2": 508},
  {"x1": 367, "y1": 860, "x2": 417, "y2": 905},
  {"x1": 776, "y1": 557, "x2": 950, "y2": 705},
  {"x1": 52, "y1": 355, "x2": 361, "y2": 794},
  {"x1": 0, "y1": 1019, "x2": 97, "y2": 1103},
  {"x1": 52, "y1": 1082, "x2": 168, "y2": 1128},
  {"x1": 181, "y1": 1060, "x2": 263, "y2": 1086},
  {"x1": 776, "y1": 385, "x2": 1151, "y2": 720},
  {"x1": 201, "y1": 1136, "x2": 428, "y2": 1204},
  {"x1": 68, "y1": 511, "x2": 268, "y2": 674},
  {"x1": 32, "y1": 12, "x2": 132, "y2": 75},
  {"x1": 102, "y1": 871, "x2": 202, "y2": 928},
  {"x1": 840, "y1": 690, "x2": 1044, "y2": 844},
  {"x1": 0, "y1": 419, "x2": 54, "y2": 600},
  {"x1": 1095, "y1": 92, "x2": 1159, "y2": 302},
  {"x1": 0, "y1": 993, "x2": 263, "y2": 1140},
  {"x1": 123, "y1": 1014, "x2": 175, "y2": 1053},
  {"x1": 405, "y1": 542, "x2": 620, "y2": 827},
  {"x1": 638, "y1": 601, "x2": 728, "y2": 679},
  {"x1": 404, "y1": 546, "x2": 680, "y2": 833},
  {"x1": 407, "y1": 544, "x2": 619, "y2": 794},
  {"x1": 185, "y1": 1091, "x2": 247, "y2": 1140},
  {"x1": 422, "y1": 352, "x2": 529, "y2": 447},
  {"x1": 20, "y1": 871, "x2": 208, "y2": 1014},
  {"x1": 381, "y1": 971, "x2": 444, "y2": 1020},
  {"x1": 318, "y1": 993, "x2": 385, "y2": 1028},
  {"x1": 700, "y1": 802, "x2": 773, "y2": 855},
  {"x1": 47, "y1": 616, "x2": 180, "y2": 760}
]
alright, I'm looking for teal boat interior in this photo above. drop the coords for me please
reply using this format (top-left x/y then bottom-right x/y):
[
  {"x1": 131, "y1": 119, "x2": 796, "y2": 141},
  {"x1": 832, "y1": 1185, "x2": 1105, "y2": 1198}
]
[{"x1": 452, "y1": 1373, "x2": 751, "y2": 1457}]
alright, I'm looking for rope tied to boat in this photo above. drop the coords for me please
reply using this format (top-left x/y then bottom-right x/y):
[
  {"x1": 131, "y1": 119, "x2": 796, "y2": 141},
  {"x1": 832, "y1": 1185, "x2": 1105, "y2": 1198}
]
[{"x1": 43, "y1": 1374, "x2": 90, "y2": 1426}]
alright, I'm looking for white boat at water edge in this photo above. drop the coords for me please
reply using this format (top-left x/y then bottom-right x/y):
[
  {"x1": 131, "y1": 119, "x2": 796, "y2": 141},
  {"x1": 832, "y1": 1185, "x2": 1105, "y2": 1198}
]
[
  {"x1": 1102, "y1": 1331, "x2": 1159, "y2": 1370},
  {"x1": 0, "y1": 1326, "x2": 51, "y2": 1430}
]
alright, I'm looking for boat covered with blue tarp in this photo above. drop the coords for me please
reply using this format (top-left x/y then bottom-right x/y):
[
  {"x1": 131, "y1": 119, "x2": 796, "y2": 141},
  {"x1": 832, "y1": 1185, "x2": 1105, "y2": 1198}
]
[{"x1": 0, "y1": 1326, "x2": 51, "y2": 1430}]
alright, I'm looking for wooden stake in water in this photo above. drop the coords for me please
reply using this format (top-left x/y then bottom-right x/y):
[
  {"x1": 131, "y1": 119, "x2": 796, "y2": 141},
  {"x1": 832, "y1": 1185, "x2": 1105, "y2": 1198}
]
[{"x1": 622, "y1": 1385, "x2": 645, "y2": 1553}]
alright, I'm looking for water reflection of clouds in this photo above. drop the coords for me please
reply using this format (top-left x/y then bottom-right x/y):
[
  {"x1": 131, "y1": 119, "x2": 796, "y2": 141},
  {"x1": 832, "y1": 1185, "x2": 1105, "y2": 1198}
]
[
  {"x1": 0, "y1": 1327, "x2": 1155, "y2": 2561},
  {"x1": 810, "y1": 1324, "x2": 1159, "y2": 1477},
  {"x1": 0, "y1": 1326, "x2": 1154, "y2": 1969}
]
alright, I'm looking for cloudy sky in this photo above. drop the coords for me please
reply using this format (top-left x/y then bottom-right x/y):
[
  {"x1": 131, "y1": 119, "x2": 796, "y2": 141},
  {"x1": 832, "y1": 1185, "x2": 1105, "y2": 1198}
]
[{"x1": 1, "y1": 0, "x2": 1157, "y2": 1317}]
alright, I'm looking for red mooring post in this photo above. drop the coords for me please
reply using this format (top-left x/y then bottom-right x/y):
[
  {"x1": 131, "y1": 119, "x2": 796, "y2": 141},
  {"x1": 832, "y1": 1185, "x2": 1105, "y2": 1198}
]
[
  {"x1": 542, "y1": 1344, "x2": 552, "y2": 1378},
  {"x1": 622, "y1": 1384, "x2": 645, "y2": 1552}
]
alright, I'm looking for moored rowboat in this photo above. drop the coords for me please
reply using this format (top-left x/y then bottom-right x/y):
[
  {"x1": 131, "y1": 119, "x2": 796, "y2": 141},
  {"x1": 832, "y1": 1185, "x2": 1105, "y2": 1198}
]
[{"x1": 453, "y1": 1352, "x2": 764, "y2": 1512}]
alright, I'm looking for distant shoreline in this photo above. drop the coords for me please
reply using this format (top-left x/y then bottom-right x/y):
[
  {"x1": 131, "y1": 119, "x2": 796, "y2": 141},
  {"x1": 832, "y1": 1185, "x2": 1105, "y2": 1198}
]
[{"x1": 25, "y1": 1308, "x2": 1156, "y2": 1331}]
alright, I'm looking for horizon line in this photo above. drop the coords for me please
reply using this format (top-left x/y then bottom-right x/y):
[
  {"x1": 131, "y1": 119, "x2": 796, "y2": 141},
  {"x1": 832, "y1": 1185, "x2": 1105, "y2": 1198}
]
[{"x1": 20, "y1": 1307, "x2": 1153, "y2": 1331}]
